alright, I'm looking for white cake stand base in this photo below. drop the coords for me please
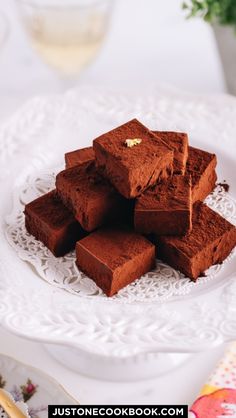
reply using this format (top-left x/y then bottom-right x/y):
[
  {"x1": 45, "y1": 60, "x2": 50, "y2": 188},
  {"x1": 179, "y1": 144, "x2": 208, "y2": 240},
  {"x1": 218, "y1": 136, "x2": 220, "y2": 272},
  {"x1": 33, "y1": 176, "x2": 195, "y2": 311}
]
[{"x1": 44, "y1": 344, "x2": 192, "y2": 381}]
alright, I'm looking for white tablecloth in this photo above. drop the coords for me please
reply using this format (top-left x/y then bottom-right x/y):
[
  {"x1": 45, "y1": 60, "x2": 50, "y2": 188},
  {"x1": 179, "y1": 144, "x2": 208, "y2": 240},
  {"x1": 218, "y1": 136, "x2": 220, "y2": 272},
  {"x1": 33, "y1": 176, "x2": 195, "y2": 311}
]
[{"x1": 0, "y1": 0, "x2": 228, "y2": 405}]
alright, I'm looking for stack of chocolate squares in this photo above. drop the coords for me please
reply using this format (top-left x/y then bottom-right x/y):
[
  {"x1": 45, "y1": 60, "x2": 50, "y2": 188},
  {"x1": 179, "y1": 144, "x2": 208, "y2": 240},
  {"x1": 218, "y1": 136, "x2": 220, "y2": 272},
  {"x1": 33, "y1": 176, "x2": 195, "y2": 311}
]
[{"x1": 25, "y1": 119, "x2": 236, "y2": 296}]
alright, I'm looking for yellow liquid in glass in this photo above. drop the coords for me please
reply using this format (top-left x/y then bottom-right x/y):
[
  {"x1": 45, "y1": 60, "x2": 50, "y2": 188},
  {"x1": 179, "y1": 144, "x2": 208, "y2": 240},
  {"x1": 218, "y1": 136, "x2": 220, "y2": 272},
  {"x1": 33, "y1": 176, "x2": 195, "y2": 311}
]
[
  {"x1": 31, "y1": 34, "x2": 104, "y2": 75},
  {"x1": 26, "y1": 11, "x2": 107, "y2": 75}
]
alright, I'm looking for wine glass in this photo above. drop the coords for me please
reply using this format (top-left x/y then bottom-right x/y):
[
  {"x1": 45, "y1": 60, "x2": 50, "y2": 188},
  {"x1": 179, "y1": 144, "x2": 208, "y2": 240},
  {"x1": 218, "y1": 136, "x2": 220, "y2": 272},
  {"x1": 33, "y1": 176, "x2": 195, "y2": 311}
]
[{"x1": 15, "y1": 0, "x2": 114, "y2": 77}]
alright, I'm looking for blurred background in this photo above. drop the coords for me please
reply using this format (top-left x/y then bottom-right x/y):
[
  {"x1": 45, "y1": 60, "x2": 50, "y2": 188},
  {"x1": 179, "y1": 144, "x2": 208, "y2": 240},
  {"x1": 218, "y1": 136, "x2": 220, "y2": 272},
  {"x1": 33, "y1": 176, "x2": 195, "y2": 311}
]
[{"x1": 0, "y1": 0, "x2": 234, "y2": 122}]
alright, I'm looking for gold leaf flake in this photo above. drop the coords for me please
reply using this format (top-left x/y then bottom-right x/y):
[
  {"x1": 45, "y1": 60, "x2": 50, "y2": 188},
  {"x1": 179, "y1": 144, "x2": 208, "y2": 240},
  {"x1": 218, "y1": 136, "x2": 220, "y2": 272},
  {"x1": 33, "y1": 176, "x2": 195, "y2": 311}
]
[{"x1": 124, "y1": 138, "x2": 142, "y2": 148}]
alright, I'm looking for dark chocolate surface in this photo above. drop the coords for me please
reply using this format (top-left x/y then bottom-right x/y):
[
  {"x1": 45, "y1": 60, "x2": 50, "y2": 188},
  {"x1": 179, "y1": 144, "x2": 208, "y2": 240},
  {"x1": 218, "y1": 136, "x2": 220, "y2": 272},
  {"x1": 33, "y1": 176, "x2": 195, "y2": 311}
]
[
  {"x1": 135, "y1": 175, "x2": 192, "y2": 235},
  {"x1": 158, "y1": 201, "x2": 236, "y2": 279},
  {"x1": 56, "y1": 161, "x2": 132, "y2": 231},
  {"x1": 65, "y1": 147, "x2": 95, "y2": 169},
  {"x1": 187, "y1": 146, "x2": 217, "y2": 202},
  {"x1": 25, "y1": 190, "x2": 85, "y2": 257},
  {"x1": 153, "y1": 131, "x2": 188, "y2": 175},
  {"x1": 76, "y1": 228, "x2": 156, "y2": 296},
  {"x1": 136, "y1": 175, "x2": 191, "y2": 211},
  {"x1": 93, "y1": 118, "x2": 174, "y2": 198}
]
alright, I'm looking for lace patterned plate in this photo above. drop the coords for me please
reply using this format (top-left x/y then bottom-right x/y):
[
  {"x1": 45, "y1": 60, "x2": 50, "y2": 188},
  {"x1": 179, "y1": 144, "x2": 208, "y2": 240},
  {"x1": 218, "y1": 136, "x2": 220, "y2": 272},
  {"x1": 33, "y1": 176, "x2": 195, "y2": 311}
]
[
  {"x1": 1, "y1": 85, "x2": 236, "y2": 356},
  {"x1": 5, "y1": 172, "x2": 236, "y2": 303}
]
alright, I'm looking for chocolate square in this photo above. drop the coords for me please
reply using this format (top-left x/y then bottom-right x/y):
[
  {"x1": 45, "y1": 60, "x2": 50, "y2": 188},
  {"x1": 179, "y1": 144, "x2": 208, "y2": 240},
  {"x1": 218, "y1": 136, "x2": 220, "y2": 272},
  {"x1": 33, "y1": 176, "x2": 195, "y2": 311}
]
[
  {"x1": 93, "y1": 119, "x2": 174, "y2": 198},
  {"x1": 76, "y1": 228, "x2": 156, "y2": 296},
  {"x1": 24, "y1": 190, "x2": 86, "y2": 257},
  {"x1": 56, "y1": 161, "x2": 132, "y2": 232},
  {"x1": 187, "y1": 146, "x2": 217, "y2": 202},
  {"x1": 157, "y1": 201, "x2": 236, "y2": 280},
  {"x1": 152, "y1": 131, "x2": 188, "y2": 175},
  {"x1": 65, "y1": 147, "x2": 95, "y2": 169},
  {"x1": 135, "y1": 175, "x2": 192, "y2": 236}
]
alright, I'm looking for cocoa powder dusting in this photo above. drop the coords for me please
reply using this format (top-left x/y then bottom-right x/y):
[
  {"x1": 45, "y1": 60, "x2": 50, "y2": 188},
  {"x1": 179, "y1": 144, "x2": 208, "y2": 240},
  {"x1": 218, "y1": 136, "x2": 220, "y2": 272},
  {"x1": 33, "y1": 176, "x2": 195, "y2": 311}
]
[{"x1": 217, "y1": 182, "x2": 230, "y2": 193}]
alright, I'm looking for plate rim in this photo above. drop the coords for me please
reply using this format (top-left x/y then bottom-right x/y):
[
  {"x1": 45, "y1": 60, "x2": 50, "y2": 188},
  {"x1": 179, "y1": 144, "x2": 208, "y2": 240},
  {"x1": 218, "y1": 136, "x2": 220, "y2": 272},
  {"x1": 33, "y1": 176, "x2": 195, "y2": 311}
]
[{"x1": 0, "y1": 352, "x2": 78, "y2": 404}]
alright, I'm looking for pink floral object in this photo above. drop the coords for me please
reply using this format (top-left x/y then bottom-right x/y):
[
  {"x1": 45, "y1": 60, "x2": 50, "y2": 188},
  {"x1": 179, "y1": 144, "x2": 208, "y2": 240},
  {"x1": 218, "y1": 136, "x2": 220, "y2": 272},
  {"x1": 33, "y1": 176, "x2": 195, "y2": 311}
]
[
  {"x1": 21, "y1": 379, "x2": 38, "y2": 402},
  {"x1": 0, "y1": 373, "x2": 47, "y2": 418},
  {"x1": 190, "y1": 388, "x2": 236, "y2": 418}
]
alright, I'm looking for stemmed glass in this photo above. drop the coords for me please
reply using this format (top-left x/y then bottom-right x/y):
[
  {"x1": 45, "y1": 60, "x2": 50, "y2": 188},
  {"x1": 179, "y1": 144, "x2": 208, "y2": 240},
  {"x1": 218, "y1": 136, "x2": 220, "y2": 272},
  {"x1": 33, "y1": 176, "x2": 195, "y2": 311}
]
[{"x1": 16, "y1": 0, "x2": 114, "y2": 78}]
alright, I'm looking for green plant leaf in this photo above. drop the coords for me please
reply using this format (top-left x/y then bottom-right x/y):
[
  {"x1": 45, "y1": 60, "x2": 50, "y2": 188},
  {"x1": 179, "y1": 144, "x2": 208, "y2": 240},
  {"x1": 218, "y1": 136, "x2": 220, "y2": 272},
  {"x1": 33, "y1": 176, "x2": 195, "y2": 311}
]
[{"x1": 182, "y1": 0, "x2": 236, "y2": 29}]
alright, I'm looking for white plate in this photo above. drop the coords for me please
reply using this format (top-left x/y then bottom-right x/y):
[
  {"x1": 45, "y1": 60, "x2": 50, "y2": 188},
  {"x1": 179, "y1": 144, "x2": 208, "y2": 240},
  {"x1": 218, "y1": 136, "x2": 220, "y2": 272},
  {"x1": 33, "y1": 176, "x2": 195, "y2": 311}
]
[
  {"x1": 0, "y1": 353, "x2": 77, "y2": 416},
  {"x1": 0, "y1": 85, "x2": 236, "y2": 360}
]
